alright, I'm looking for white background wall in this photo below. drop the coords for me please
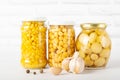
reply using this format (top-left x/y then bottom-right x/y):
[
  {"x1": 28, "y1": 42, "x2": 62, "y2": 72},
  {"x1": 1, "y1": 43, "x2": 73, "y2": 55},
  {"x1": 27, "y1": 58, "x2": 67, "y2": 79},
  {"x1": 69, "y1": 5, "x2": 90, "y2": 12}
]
[{"x1": 0, "y1": 0, "x2": 120, "y2": 80}]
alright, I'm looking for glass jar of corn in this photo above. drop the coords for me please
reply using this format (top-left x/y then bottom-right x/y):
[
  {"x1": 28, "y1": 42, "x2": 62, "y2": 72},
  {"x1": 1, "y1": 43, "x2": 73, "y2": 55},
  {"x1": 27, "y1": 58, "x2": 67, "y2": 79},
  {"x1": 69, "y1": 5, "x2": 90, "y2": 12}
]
[
  {"x1": 48, "y1": 21, "x2": 75, "y2": 68},
  {"x1": 21, "y1": 21, "x2": 47, "y2": 69},
  {"x1": 76, "y1": 23, "x2": 111, "y2": 69}
]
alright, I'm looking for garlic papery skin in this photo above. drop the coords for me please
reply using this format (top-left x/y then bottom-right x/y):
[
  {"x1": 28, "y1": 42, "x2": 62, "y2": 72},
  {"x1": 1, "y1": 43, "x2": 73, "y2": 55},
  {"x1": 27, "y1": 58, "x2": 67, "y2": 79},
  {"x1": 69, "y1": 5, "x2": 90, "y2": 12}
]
[
  {"x1": 77, "y1": 58, "x2": 85, "y2": 73},
  {"x1": 69, "y1": 57, "x2": 85, "y2": 74},
  {"x1": 69, "y1": 58, "x2": 76, "y2": 73},
  {"x1": 73, "y1": 52, "x2": 80, "y2": 59},
  {"x1": 62, "y1": 57, "x2": 73, "y2": 72}
]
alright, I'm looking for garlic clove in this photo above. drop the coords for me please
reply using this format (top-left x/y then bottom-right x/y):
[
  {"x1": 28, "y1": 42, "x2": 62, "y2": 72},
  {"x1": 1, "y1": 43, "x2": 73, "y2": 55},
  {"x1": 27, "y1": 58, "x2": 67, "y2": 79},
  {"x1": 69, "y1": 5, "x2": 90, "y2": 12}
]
[
  {"x1": 79, "y1": 33, "x2": 89, "y2": 46},
  {"x1": 62, "y1": 57, "x2": 73, "y2": 72},
  {"x1": 74, "y1": 64, "x2": 81, "y2": 74},
  {"x1": 69, "y1": 58, "x2": 76, "y2": 73},
  {"x1": 73, "y1": 52, "x2": 80, "y2": 59},
  {"x1": 50, "y1": 67, "x2": 62, "y2": 75},
  {"x1": 77, "y1": 58, "x2": 85, "y2": 73},
  {"x1": 100, "y1": 36, "x2": 111, "y2": 48},
  {"x1": 69, "y1": 57, "x2": 85, "y2": 74}
]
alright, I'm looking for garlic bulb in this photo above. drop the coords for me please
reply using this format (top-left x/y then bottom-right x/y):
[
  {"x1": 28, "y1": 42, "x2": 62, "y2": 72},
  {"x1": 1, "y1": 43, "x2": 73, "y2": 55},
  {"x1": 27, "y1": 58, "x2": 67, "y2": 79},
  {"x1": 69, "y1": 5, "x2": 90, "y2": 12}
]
[
  {"x1": 62, "y1": 52, "x2": 85, "y2": 74},
  {"x1": 73, "y1": 52, "x2": 80, "y2": 58},
  {"x1": 62, "y1": 57, "x2": 73, "y2": 72},
  {"x1": 69, "y1": 57, "x2": 84, "y2": 74},
  {"x1": 69, "y1": 52, "x2": 85, "y2": 74},
  {"x1": 50, "y1": 67, "x2": 62, "y2": 75}
]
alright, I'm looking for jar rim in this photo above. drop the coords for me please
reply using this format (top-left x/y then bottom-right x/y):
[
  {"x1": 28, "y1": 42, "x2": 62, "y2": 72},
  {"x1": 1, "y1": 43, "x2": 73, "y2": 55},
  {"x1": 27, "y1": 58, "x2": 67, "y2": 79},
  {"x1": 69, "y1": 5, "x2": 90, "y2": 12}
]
[
  {"x1": 22, "y1": 17, "x2": 47, "y2": 22},
  {"x1": 49, "y1": 24, "x2": 74, "y2": 26},
  {"x1": 49, "y1": 21, "x2": 74, "y2": 26},
  {"x1": 81, "y1": 23, "x2": 107, "y2": 29},
  {"x1": 22, "y1": 21, "x2": 45, "y2": 23}
]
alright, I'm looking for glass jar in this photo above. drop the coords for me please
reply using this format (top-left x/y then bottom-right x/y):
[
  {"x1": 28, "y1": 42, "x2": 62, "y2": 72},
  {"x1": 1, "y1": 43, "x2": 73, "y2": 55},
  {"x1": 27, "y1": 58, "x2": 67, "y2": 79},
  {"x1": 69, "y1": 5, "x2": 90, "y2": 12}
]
[
  {"x1": 76, "y1": 23, "x2": 111, "y2": 69},
  {"x1": 21, "y1": 21, "x2": 47, "y2": 69},
  {"x1": 48, "y1": 23, "x2": 75, "y2": 68}
]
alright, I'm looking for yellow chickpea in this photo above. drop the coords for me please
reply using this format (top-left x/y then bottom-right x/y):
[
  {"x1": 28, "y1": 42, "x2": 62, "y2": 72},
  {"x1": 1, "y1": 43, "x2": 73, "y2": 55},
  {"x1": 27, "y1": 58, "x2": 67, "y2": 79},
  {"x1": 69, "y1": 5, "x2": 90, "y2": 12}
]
[
  {"x1": 79, "y1": 50, "x2": 85, "y2": 59},
  {"x1": 62, "y1": 52, "x2": 69, "y2": 58}
]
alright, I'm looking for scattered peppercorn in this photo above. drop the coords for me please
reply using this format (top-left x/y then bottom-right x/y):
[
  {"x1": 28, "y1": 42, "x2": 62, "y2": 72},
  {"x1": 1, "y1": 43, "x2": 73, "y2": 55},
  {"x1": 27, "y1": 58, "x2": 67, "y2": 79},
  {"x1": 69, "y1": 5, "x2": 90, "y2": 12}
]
[
  {"x1": 33, "y1": 72, "x2": 36, "y2": 75},
  {"x1": 26, "y1": 69, "x2": 30, "y2": 74},
  {"x1": 40, "y1": 69, "x2": 43, "y2": 73}
]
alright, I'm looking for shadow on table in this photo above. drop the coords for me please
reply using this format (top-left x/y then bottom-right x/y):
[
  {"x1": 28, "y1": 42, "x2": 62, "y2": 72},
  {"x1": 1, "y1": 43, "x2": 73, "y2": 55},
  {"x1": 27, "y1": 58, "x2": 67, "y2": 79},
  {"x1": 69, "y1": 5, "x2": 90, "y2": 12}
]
[
  {"x1": 81, "y1": 69, "x2": 96, "y2": 74},
  {"x1": 107, "y1": 59, "x2": 120, "y2": 69},
  {"x1": 60, "y1": 70, "x2": 95, "y2": 75}
]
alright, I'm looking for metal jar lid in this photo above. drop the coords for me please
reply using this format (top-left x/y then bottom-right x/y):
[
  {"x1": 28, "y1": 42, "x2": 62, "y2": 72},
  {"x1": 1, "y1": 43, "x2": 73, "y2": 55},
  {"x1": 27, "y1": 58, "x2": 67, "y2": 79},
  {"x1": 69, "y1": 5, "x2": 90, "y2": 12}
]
[{"x1": 81, "y1": 23, "x2": 107, "y2": 29}]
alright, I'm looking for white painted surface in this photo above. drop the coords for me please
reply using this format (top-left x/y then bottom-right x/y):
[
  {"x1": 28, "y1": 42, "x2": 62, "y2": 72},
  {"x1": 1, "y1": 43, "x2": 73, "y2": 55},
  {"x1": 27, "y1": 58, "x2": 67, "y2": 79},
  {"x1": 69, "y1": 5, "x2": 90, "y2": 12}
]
[{"x1": 0, "y1": 0, "x2": 120, "y2": 80}]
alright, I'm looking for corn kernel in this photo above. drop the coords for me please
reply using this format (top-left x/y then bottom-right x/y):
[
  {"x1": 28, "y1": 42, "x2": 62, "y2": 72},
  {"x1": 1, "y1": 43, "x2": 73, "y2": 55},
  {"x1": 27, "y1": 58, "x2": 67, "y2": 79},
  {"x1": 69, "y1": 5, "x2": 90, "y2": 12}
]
[{"x1": 21, "y1": 21, "x2": 47, "y2": 69}]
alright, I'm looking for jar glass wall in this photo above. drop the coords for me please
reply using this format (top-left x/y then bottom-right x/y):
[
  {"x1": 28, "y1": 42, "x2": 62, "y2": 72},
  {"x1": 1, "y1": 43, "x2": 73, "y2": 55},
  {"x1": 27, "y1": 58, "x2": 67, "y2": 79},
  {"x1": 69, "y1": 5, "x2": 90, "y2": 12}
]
[
  {"x1": 48, "y1": 25, "x2": 75, "y2": 68},
  {"x1": 76, "y1": 23, "x2": 111, "y2": 69},
  {"x1": 21, "y1": 21, "x2": 47, "y2": 69}
]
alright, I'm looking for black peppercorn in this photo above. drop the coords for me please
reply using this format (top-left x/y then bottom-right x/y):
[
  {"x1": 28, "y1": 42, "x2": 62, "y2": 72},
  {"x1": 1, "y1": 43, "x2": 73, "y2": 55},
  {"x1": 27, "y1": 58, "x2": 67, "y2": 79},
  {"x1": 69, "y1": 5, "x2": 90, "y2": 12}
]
[
  {"x1": 26, "y1": 69, "x2": 30, "y2": 74},
  {"x1": 33, "y1": 72, "x2": 36, "y2": 75},
  {"x1": 40, "y1": 69, "x2": 43, "y2": 73}
]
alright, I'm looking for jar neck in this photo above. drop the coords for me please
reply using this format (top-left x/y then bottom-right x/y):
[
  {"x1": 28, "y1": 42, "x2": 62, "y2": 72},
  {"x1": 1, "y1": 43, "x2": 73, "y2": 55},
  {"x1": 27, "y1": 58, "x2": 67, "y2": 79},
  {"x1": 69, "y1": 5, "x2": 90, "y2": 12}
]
[
  {"x1": 22, "y1": 21, "x2": 45, "y2": 26},
  {"x1": 50, "y1": 25, "x2": 73, "y2": 28},
  {"x1": 81, "y1": 23, "x2": 107, "y2": 30},
  {"x1": 82, "y1": 28, "x2": 105, "y2": 30}
]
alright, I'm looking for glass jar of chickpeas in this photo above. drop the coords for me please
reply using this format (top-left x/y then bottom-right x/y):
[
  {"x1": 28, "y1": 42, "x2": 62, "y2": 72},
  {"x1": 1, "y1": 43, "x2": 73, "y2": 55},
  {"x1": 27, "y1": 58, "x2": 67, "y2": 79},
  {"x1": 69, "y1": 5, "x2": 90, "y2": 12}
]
[
  {"x1": 48, "y1": 22, "x2": 75, "y2": 68},
  {"x1": 76, "y1": 23, "x2": 111, "y2": 69},
  {"x1": 21, "y1": 20, "x2": 47, "y2": 69}
]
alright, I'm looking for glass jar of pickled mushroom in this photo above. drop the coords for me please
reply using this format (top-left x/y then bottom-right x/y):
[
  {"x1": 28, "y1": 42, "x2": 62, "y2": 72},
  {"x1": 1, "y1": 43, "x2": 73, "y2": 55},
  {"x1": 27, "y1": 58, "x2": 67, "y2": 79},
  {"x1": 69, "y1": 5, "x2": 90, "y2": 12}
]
[
  {"x1": 21, "y1": 20, "x2": 47, "y2": 69},
  {"x1": 48, "y1": 22, "x2": 75, "y2": 68},
  {"x1": 76, "y1": 23, "x2": 111, "y2": 69}
]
